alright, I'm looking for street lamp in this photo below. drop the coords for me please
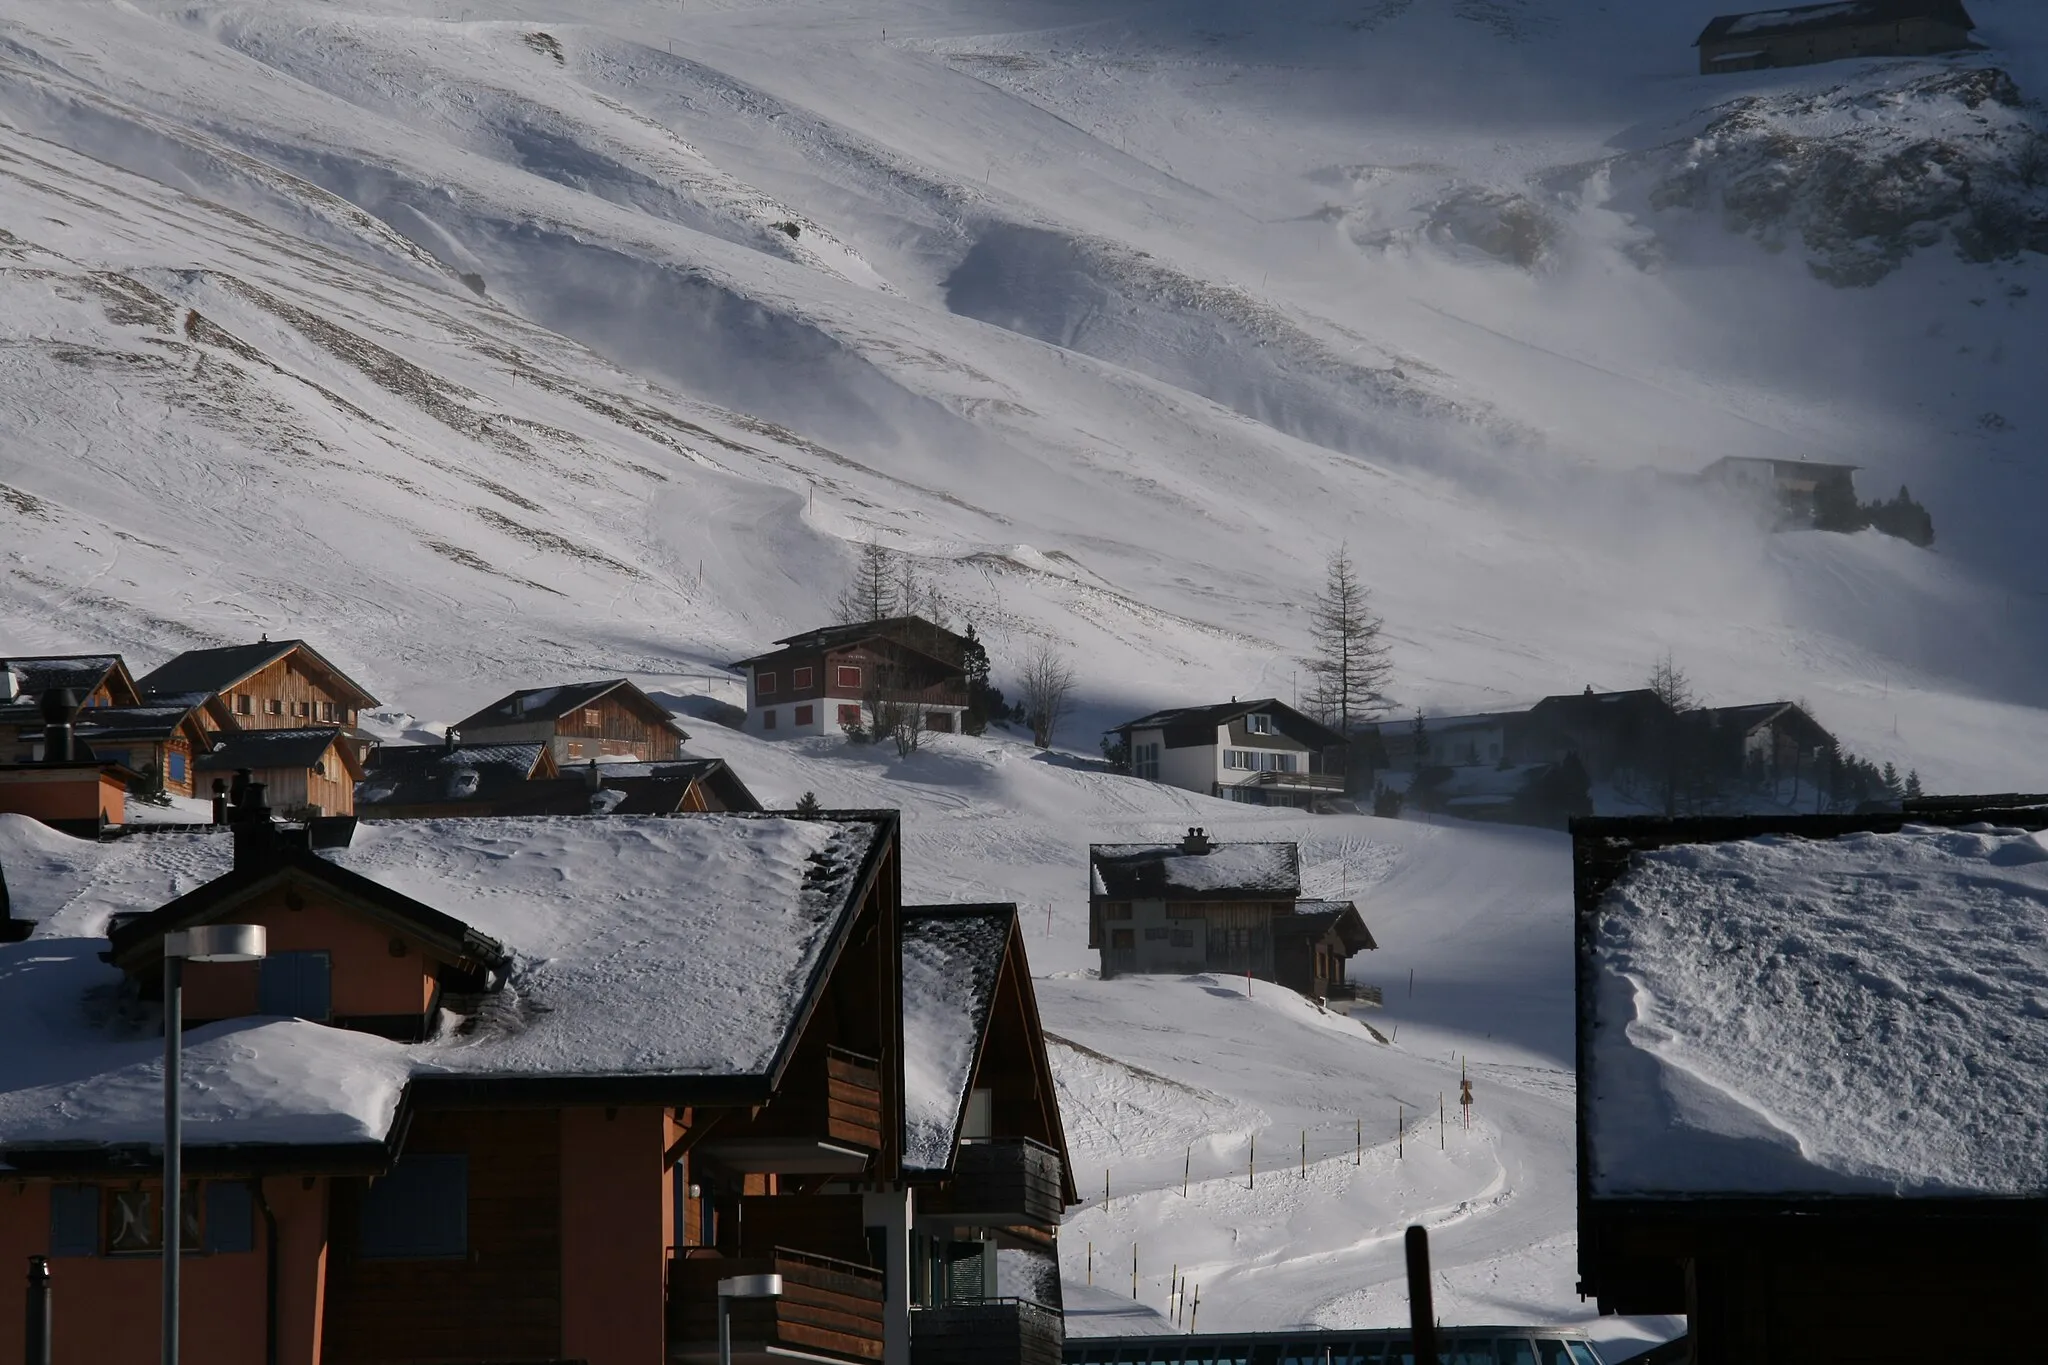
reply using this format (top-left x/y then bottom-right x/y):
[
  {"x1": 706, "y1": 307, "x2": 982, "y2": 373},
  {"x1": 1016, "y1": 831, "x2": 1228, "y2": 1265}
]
[
  {"x1": 163, "y1": 925, "x2": 266, "y2": 1365},
  {"x1": 716, "y1": 1272, "x2": 784, "y2": 1365}
]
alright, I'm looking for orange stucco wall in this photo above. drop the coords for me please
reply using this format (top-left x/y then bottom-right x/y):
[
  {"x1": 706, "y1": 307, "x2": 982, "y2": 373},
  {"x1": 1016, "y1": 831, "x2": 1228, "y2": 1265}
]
[
  {"x1": 0, "y1": 770, "x2": 125, "y2": 825},
  {"x1": 265, "y1": 1175, "x2": 331, "y2": 1365},
  {"x1": 560, "y1": 1106, "x2": 670, "y2": 1365},
  {"x1": 0, "y1": 1181, "x2": 264, "y2": 1365},
  {"x1": 184, "y1": 889, "x2": 437, "y2": 1022}
]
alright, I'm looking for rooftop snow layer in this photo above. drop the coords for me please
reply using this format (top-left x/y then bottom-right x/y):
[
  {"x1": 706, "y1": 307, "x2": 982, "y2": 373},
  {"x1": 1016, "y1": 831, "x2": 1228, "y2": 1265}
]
[
  {"x1": 1588, "y1": 825, "x2": 2048, "y2": 1197},
  {"x1": 0, "y1": 816, "x2": 233, "y2": 933},
  {"x1": 1091, "y1": 842, "x2": 1301, "y2": 899},
  {"x1": 901, "y1": 906, "x2": 1011, "y2": 1172},
  {"x1": 322, "y1": 816, "x2": 878, "y2": 1079}
]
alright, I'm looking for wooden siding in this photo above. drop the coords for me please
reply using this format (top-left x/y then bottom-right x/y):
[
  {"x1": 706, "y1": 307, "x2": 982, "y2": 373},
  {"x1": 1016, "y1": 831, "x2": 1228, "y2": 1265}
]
[
  {"x1": 322, "y1": 1109, "x2": 563, "y2": 1364},
  {"x1": 251, "y1": 755, "x2": 355, "y2": 817},
  {"x1": 671, "y1": 1249, "x2": 884, "y2": 1363},
  {"x1": 215, "y1": 654, "x2": 361, "y2": 732},
  {"x1": 827, "y1": 1047, "x2": 885, "y2": 1150},
  {"x1": 551, "y1": 691, "x2": 681, "y2": 762}
]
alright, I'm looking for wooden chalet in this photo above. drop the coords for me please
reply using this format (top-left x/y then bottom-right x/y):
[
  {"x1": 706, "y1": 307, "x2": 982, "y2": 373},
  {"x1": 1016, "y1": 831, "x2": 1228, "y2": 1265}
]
[
  {"x1": 0, "y1": 797, "x2": 920, "y2": 1365},
  {"x1": 1, "y1": 655, "x2": 143, "y2": 759},
  {"x1": 1694, "y1": 0, "x2": 1976, "y2": 74},
  {"x1": 1573, "y1": 798, "x2": 2048, "y2": 1363},
  {"x1": 137, "y1": 638, "x2": 379, "y2": 737},
  {"x1": 1698, "y1": 701, "x2": 1835, "y2": 790},
  {"x1": 452, "y1": 678, "x2": 689, "y2": 764},
  {"x1": 1522, "y1": 688, "x2": 1676, "y2": 786},
  {"x1": 734, "y1": 617, "x2": 969, "y2": 739},
  {"x1": 1087, "y1": 829, "x2": 1375, "y2": 1000},
  {"x1": 196, "y1": 727, "x2": 365, "y2": 818},
  {"x1": 900, "y1": 905, "x2": 1076, "y2": 1365}
]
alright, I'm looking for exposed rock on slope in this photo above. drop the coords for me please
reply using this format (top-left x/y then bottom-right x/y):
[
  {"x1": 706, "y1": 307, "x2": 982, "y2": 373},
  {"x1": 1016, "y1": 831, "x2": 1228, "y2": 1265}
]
[{"x1": 1626, "y1": 68, "x2": 2048, "y2": 285}]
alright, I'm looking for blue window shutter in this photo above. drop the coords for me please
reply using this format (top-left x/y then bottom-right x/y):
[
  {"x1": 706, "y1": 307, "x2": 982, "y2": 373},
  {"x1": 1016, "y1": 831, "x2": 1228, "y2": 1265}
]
[
  {"x1": 169, "y1": 752, "x2": 187, "y2": 782},
  {"x1": 358, "y1": 1155, "x2": 466, "y2": 1259},
  {"x1": 204, "y1": 1181, "x2": 255, "y2": 1254},
  {"x1": 259, "y1": 951, "x2": 331, "y2": 1021},
  {"x1": 50, "y1": 1185, "x2": 100, "y2": 1257}
]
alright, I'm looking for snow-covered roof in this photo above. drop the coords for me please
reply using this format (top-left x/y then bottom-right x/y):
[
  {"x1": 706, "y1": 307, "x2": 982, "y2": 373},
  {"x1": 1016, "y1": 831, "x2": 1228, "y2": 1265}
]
[
  {"x1": 356, "y1": 742, "x2": 549, "y2": 807},
  {"x1": 1091, "y1": 841, "x2": 1301, "y2": 900},
  {"x1": 901, "y1": 905, "x2": 1013, "y2": 1173},
  {"x1": 0, "y1": 814, "x2": 889, "y2": 1162},
  {"x1": 1698, "y1": 0, "x2": 1971, "y2": 43},
  {"x1": 1587, "y1": 825, "x2": 2048, "y2": 1198}
]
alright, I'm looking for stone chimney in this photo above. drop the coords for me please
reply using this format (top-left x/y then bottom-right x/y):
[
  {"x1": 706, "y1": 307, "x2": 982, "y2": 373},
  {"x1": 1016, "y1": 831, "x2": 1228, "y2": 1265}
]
[
  {"x1": 230, "y1": 771, "x2": 276, "y2": 871},
  {"x1": 1179, "y1": 826, "x2": 1214, "y2": 855}
]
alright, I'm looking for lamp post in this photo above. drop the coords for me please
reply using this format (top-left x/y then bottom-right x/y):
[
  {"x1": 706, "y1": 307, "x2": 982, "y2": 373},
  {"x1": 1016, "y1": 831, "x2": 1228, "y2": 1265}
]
[
  {"x1": 163, "y1": 925, "x2": 267, "y2": 1365},
  {"x1": 716, "y1": 1273, "x2": 784, "y2": 1365}
]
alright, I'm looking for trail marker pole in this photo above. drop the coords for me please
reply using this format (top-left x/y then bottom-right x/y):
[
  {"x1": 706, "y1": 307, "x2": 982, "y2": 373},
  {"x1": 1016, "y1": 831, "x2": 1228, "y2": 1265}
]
[
  {"x1": 1246, "y1": 969, "x2": 1253, "y2": 1000},
  {"x1": 1404, "y1": 1225, "x2": 1440, "y2": 1365},
  {"x1": 1398, "y1": 1104, "x2": 1404, "y2": 1160},
  {"x1": 1301, "y1": 1130, "x2": 1306, "y2": 1179},
  {"x1": 1183, "y1": 1145, "x2": 1191, "y2": 1197},
  {"x1": 1046, "y1": 904, "x2": 1053, "y2": 937},
  {"x1": 1356, "y1": 1117, "x2": 1361, "y2": 1166},
  {"x1": 1169, "y1": 1263, "x2": 1178, "y2": 1317},
  {"x1": 1087, "y1": 1242, "x2": 1092, "y2": 1286},
  {"x1": 1132, "y1": 1244, "x2": 1138, "y2": 1300},
  {"x1": 1189, "y1": 1284, "x2": 1200, "y2": 1334},
  {"x1": 1440, "y1": 1093, "x2": 1445, "y2": 1150},
  {"x1": 1104, "y1": 1168, "x2": 1110, "y2": 1210},
  {"x1": 1408, "y1": 967, "x2": 1414, "y2": 997},
  {"x1": 1248, "y1": 1135, "x2": 1255, "y2": 1189}
]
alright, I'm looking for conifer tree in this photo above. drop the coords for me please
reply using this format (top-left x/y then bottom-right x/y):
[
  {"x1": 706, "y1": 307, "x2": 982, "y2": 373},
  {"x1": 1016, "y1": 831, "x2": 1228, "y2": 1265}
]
[
  {"x1": 795, "y1": 790, "x2": 823, "y2": 816},
  {"x1": 1904, "y1": 768, "x2": 1923, "y2": 800},
  {"x1": 835, "y1": 542, "x2": 897, "y2": 624},
  {"x1": 1302, "y1": 545, "x2": 1392, "y2": 733}
]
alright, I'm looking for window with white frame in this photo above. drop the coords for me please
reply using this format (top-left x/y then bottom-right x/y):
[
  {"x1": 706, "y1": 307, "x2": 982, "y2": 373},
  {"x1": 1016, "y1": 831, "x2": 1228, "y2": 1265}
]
[
  {"x1": 1245, "y1": 713, "x2": 1275, "y2": 735},
  {"x1": 1225, "y1": 750, "x2": 1296, "y2": 774},
  {"x1": 1133, "y1": 741, "x2": 1161, "y2": 780}
]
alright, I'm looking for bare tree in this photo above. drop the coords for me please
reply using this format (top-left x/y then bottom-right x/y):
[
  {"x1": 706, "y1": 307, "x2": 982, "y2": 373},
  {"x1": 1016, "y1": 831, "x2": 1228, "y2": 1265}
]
[
  {"x1": 862, "y1": 657, "x2": 933, "y2": 757},
  {"x1": 835, "y1": 542, "x2": 897, "y2": 624},
  {"x1": 1016, "y1": 642, "x2": 1076, "y2": 749},
  {"x1": 1646, "y1": 650, "x2": 1702, "y2": 817},
  {"x1": 1302, "y1": 545, "x2": 1393, "y2": 733}
]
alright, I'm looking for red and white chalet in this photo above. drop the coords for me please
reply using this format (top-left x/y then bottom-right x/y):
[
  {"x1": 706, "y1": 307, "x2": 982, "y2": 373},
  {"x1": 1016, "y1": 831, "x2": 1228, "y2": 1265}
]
[{"x1": 732, "y1": 617, "x2": 969, "y2": 739}]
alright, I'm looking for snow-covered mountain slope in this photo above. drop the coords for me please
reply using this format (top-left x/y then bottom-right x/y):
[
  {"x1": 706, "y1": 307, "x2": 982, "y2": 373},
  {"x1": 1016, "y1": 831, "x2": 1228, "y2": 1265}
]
[{"x1": 4, "y1": 0, "x2": 2047, "y2": 787}]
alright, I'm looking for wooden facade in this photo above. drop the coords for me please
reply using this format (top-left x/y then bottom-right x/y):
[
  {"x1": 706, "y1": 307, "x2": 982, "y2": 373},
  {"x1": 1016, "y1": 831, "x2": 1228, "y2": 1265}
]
[
  {"x1": 139, "y1": 640, "x2": 378, "y2": 737},
  {"x1": 736, "y1": 617, "x2": 970, "y2": 738},
  {"x1": 453, "y1": 679, "x2": 688, "y2": 764}
]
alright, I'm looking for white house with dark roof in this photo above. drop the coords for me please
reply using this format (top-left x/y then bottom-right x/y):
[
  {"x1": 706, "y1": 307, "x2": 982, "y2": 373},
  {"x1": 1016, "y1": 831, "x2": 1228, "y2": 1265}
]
[{"x1": 1107, "y1": 698, "x2": 1350, "y2": 808}]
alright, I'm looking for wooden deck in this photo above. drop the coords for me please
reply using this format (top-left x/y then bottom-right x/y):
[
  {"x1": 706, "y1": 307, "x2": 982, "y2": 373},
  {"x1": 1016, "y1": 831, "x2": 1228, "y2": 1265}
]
[{"x1": 671, "y1": 1246, "x2": 885, "y2": 1363}]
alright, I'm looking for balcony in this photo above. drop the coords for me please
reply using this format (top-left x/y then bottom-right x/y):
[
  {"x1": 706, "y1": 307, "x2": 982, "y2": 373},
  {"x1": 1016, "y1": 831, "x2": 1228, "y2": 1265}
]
[
  {"x1": 911, "y1": 1298, "x2": 1062, "y2": 1365},
  {"x1": 696, "y1": 1046, "x2": 882, "y2": 1174},
  {"x1": 920, "y1": 1139, "x2": 1065, "y2": 1230},
  {"x1": 670, "y1": 1247, "x2": 884, "y2": 1364},
  {"x1": 1239, "y1": 770, "x2": 1343, "y2": 791}
]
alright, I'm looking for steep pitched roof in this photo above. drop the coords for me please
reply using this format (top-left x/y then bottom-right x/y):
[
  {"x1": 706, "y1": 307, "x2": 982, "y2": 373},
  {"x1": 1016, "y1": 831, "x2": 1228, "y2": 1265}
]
[
  {"x1": 196, "y1": 727, "x2": 356, "y2": 775},
  {"x1": 733, "y1": 616, "x2": 969, "y2": 673},
  {"x1": 1285, "y1": 899, "x2": 1378, "y2": 953},
  {"x1": 452, "y1": 678, "x2": 688, "y2": 738},
  {"x1": 901, "y1": 904, "x2": 1015, "y2": 1173},
  {"x1": 1696, "y1": 0, "x2": 1973, "y2": 45},
  {"x1": 138, "y1": 640, "x2": 378, "y2": 708},
  {"x1": 11, "y1": 694, "x2": 212, "y2": 747},
  {"x1": 0, "y1": 655, "x2": 138, "y2": 704},
  {"x1": 1090, "y1": 841, "x2": 1301, "y2": 900}
]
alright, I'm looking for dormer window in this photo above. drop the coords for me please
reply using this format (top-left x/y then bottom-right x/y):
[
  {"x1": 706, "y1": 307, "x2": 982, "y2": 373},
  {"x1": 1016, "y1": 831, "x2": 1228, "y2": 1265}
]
[{"x1": 1245, "y1": 714, "x2": 1275, "y2": 735}]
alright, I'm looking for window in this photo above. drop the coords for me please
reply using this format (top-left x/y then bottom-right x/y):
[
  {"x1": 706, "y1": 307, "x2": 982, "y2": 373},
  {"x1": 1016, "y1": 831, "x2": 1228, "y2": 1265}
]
[
  {"x1": 835, "y1": 665, "x2": 861, "y2": 690},
  {"x1": 757, "y1": 671, "x2": 778, "y2": 697},
  {"x1": 762, "y1": 709, "x2": 778, "y2": 731},
  {"x1": 1133, "y1": 741, "x2": 1160, "y2": 781},
  {"x1": 49, "y1": 1186, "x2": 99, "y2": 1257},
  {"x1": 1170, "y1": 929, "x2": 1195, "y2": 948},
  {"x1": 204, "y1": 1181, "x2": 256, "y2": 1254},
  {"x1": 1227, "y1": 750, "x2": 1295, "y2": 773},
  {"x1": 1103, "y1": 902, "x2": 1132, "y2": 920},
  {"x1": 312, "y1": 759, "x2": 326, "y2": 777},
  {"x1": 265, "y1": 699, "x2": 282, "y2": 716},
  {"x1": 837, "y1": 704, "x2": 861, "y2": 726},
  {"x1": 1245, "y1": 713, "x2": 1275, "y2": 735},
  {"x1": 235, "y1": 694, "x2": 251, "y2": 716},
  {"x1": 1110, "y1": 929, "x2": 1134, "y2": 949},
  {"x1": 792, "y1": 667, "x2": 813, "y2": 690},
  {"x1": 794, "y1": 705, "x2": 814, "y2": 726},
  {"x1": 1144, "y1": 927, "x2": 1169, "y2": 941},
  {"x1": 925, "y1": 712, "x2": 954, "y2": 733},
  {"x1": 566, "y1": 740, "x2": 586, "y2": 759},
  {"x1": 358, "y1": 1154, "x2": 467, "y2": 1259},
  {"x1": 320, "y1": 702, "x2": 336, "y2": 722},
  {"x1": 294, "y1": 701, "x2": 310, "y2": 718},
  {"x1": 963, "y1": 1088, "x2": 993, "y2": 1140},
  {"x1": 583, "y1": 707, "x2": 601, "y2": 730},
  {"x1": 106, "y1": 1185, "x2": 198, "y2": 1255},
  {"x1": 259, "y1": 951, "x2": 332, "y2": 1022}
]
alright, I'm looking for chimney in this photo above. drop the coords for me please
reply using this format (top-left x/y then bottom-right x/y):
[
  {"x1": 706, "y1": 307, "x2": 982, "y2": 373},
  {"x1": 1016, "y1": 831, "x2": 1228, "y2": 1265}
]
[
  {"x1": 444, "y1": 727, "x2": 460, "y2": 753},
  {"x1": 211, "y1": 778, "x2": 229, "y2": 826},
  {"x1": 231, "y1": 777, "x2": 276, "y2": 870},
  {"x1": 1180, "y1": 826, "x2": 1213, "y2": 855},
  {"x1": 585, "y1": 759, "x2": 601, "y2": 792},
  {"x1": 38, "y1": 689, "x2": 81, "y2": 764}
]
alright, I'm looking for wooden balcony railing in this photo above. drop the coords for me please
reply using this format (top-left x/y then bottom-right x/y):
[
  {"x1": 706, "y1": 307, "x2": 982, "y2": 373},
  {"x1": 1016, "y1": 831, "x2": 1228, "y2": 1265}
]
[
  {"x1": 826, "y1": 1046, "x2": 883, "y2": 1150},
  {"x1": 911, "y1": 1298, "x2": 1063, "y2": 1365},
  {"x1": 1240, "y1": 769, "x2": 1344, "y2": 790},
  {"x1": 670, "y1": 1247, "x2": 884, "y2": 1363},
  {"x1": 920, "y1": 1138, "x2": 1065, "y2": 1229}
]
